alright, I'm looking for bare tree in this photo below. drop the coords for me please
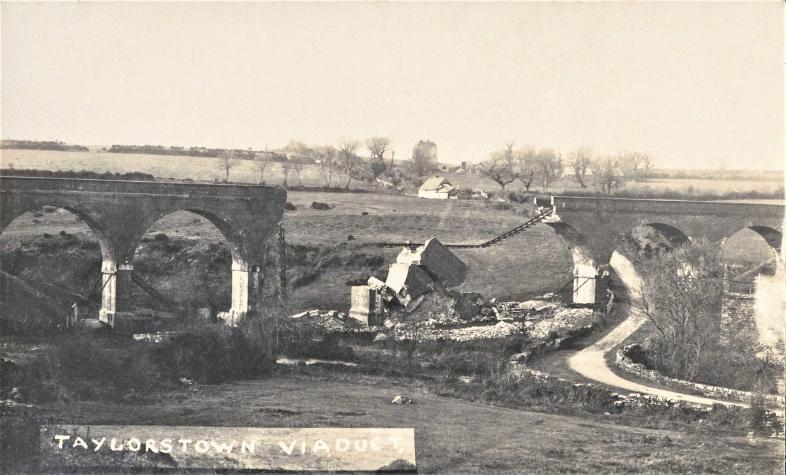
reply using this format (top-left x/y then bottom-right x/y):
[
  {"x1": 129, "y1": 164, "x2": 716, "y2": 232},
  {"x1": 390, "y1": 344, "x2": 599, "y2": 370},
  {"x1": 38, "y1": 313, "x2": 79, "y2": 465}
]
[
  {"x1": 567, "y1": 147, "x2": 593, "y2": 188},
  {"x1": 478, "y1": 142, "x2": 521, "y2": 190},
  {"x1": 219, "y1": 151, "x2": 237, "y2": 183},
  {"x1": 635, "y1": 240, "x2": 723, "y2": 381},
  {"x1": 592, "y1": 156, "x2": 624, "y2": 194},
  {"x1": 534, "y1": 148, "x2": 562, "y2": 192},
  {"x1": 641, "y1": 153, "x2": 654, "y2": 180},
  {"x1": 315, "y1": 145, "x2": 337, "y2": 188},
  {"x1": 411, "y1": 140, "x2": 437, "y2": 177},
  {"x1": 282, "y1": 140, "x2": 316, "y2": 163},
  {"x1": 291, "y1": 161, "x2": 304, "y2": 188},
  {"x1": 279, "y1": 161, "x2": 291, "y2": 189},
  {"x1": 252, "y1": 156, "x2": 269, "y2": 184},
  {"x1": 337, "y1": 140, "x2": 361, "y2": 189},
  {"x1": 367, "y1": 137, "x2": 391, "y2": 162},
  {"x1": 514, "y1": 146, "x2": 537, "y2": 192},
  {"x1": 367, "y1": 137, "x2": 391, "y2": 181},
  {"x1": 618, "y1": 151, "x2": 643, "y2": 181}
]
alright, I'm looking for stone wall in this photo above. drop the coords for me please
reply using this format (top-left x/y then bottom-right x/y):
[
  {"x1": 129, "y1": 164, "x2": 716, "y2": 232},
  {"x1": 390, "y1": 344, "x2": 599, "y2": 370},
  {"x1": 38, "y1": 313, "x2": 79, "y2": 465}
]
[
  {"x1": 720, "y1": 293, "x2": 758, "y2": 344},
  {"x1": 615, "y1": 347, "x2": 785, "y2": 407}
]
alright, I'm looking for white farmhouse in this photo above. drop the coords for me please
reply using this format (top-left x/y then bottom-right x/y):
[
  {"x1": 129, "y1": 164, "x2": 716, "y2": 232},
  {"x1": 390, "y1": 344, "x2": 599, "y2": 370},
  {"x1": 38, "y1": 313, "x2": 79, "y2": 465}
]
[{"x1": 418, "y1": 176, "x2": 459, "y2": 200}]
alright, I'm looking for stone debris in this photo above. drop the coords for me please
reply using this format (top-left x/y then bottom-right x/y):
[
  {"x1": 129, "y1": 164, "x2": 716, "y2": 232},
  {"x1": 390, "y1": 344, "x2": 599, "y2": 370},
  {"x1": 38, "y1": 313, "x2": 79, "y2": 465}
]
[
  {"x1": 385, "y1": 263, "x2": 435, "y2": 307},
  {"x1": 290, "y1": 310, "x2": 312, "y2": 319},
  {"x1": 288, "y1": 309, "x2": 371, "y2": 333},
  {"x1": 132, "y1": 331, "x2": 178, "y2": 344},
  {"x1": 395, "y1": 237, "x2": 467, "y2": 287},
  {"x1": 347, "y1": 238, "x2": 470, "y2": 325},
  {"x1": 390, "y1": 320, "x2": 523, "y2": 343},
  {"x1": 527, "y1": 307, "x2": 597, "y2": 339},
  {"x1": 430, "y1": 321, "x2": 522, "y2": 342},
  {"x1": 391, "y1": 395, "x2": 413, "y2": 405}
]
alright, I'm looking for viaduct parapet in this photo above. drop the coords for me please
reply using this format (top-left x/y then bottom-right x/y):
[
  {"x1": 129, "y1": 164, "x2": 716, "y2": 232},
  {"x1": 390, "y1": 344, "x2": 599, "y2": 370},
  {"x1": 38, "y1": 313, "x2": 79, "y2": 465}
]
[{"x1": 544, "y1": 195, "x2": 784, "y2": 267}]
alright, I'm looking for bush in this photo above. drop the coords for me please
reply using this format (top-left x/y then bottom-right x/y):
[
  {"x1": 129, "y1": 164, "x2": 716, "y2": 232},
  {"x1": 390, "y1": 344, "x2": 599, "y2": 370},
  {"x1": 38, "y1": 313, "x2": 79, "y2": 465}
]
[
  {"x1": 154, "y1": 322, "x2": 272, "y2": 384},
  {"x1": 490, "y1": 201, "x2": 513, "y2": 211},
  {"x1": 0, "y1": 168, "x2": 155, "y2": 181},
  {"x1": 3, "y1": 333, "x2": 169, "y2": 403},
  {"x1": 311, "y1": 201, "x2": 331, "y2": 210},
  {"x1": 284, "y1": 202, "x2": 297, "y2": 211},
  {"x1": 288, "y1": 268, "x2": 321, "y2": 288}
]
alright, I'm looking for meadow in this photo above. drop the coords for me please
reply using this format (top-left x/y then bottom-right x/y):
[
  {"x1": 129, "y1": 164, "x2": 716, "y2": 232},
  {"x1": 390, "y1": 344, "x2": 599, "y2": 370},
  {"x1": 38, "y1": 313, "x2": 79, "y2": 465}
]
[
  {"x1": 2, "y1": 148, "x2": 783, "y2": 199},
  {"x1": 5, "y1": 372, "x2": 783, "y2": 473}
]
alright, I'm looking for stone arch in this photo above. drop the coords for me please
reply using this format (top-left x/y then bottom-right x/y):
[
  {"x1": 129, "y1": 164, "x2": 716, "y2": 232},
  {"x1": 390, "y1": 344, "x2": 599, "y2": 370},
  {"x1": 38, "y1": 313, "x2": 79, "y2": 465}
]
[
  {"x1": 132, "y1": 208, "x2": 248, "y2": 267},
  {"x1": 721, "y1": 225, "x2": 782, "y2": 276},
  {"x1": 621, "y1": 222, "x2": 690, "y2": 257},
  {"x1": 545, "y1": 221, "x2": 596, "y2": 268},
  {"x1": 0, "y1": 205, "x2": 109, "y2": 327},
  {"x1": 125, "y1": 208, "x2": 263, "y2": 324},
  {"x1": 745, "y1": 225, "x2": 782, "y2": 254},
  {"x1": 640, "y1": 222, "x2": 690, "y2": 246},
  {"x1": 0, "y1": 203, "x2": 113, "y2": 263},
  {"x1": 544, "y1": 221, "x2": 599, "y2": 304}
]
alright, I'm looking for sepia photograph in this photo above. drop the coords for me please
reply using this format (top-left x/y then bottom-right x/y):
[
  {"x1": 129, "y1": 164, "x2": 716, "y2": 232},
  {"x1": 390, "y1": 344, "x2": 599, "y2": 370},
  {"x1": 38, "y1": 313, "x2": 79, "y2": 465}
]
[{"x1": 0, "y1": 1, "x2": 784, "y2": 473}]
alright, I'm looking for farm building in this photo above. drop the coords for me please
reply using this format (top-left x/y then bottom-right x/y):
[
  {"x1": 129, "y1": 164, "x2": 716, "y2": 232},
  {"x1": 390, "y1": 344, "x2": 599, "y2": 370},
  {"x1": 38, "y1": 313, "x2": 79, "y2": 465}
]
[{"x1": 418, "y1": 176, "x2": 459, "y2": 199}]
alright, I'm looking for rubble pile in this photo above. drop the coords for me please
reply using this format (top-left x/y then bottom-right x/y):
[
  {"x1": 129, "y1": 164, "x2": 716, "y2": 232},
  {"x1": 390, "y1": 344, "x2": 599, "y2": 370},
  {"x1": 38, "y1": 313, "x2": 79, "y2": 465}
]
[
  {"x1": 425, "y1": 320, "x2": 523, "y2": 342},
  {"x1": 348, "y1": 237, "x2": 470, "y2": 325},
  {"x1": 493, "y1": 298, "x2": 557, "y2": 321},
  {"x1": 289, "y1": 309, "x2": 371, "y2": 333},
  {"x1": 293, "y1": 237, "x2": 603, "y2": 346},
  {"x1": 526, "y1": 307, "x2": 598, "y2": 339}
]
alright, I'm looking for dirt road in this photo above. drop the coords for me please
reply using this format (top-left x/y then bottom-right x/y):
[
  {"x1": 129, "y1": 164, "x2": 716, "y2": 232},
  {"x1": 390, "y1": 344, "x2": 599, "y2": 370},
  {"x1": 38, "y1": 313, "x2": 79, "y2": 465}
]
[{"x1": 567, "y1": 253, "x2": 751, "y2": 408}]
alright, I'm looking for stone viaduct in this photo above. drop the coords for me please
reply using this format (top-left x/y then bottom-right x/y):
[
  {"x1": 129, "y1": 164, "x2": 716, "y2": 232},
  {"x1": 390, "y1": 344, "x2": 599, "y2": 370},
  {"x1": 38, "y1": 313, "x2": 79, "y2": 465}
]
[
  {"x1": 544, "y1": 196, "x2": 784, "y2": 266},
  {"x1": 534, "y1": 196, "x2": 784, "y2": 303},
  {"x1": 0, "y1": 176, "x2": 286, "y2": 327}
]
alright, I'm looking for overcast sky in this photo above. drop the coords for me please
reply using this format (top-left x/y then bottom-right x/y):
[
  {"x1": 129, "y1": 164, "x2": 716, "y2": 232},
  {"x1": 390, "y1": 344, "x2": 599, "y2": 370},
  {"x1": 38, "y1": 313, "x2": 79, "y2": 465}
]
[{"x1": 1, "y1": 2, "x2": 783, "y2": 170}]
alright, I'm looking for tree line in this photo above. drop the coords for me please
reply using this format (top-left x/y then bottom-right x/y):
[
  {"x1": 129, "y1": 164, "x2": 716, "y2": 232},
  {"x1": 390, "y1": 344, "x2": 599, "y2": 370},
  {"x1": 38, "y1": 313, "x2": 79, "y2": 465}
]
[
  {"x1": 477, "y1": 143, "x2": 654, "y2": 194},
  {"x1": 1, "y1": 140, "x2": 89, "y2": 152},
  {"x1": 231, "y1": 138, "x2": 438, "y2": 188}
]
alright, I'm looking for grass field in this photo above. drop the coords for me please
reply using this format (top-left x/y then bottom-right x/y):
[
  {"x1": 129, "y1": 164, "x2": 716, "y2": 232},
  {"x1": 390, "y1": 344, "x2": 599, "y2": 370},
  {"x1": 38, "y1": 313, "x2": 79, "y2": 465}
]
[
  {"x1": 3, "y1": 148, "x2": 783, "y2": 197},
  {"x1": 5, "y1": 372, "x2": 783, "y2": 473}
]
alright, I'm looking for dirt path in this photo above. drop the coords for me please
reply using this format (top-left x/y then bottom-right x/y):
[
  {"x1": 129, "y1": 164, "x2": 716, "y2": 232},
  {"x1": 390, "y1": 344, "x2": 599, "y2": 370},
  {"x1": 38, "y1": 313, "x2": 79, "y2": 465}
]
[{"x1": 567, "y1": 253, "x2": 751, "y2": 408}]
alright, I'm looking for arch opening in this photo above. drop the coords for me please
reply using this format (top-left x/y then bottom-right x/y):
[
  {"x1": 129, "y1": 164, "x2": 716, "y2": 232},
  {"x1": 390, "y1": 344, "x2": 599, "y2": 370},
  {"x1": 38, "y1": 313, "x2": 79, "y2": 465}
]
[
  {"x1": 721, "y1": 225, "x2": 782, "y2": 283},
  {"x1": 0, "y1": 206, "x2": 106, "y2": 334},
  {"x1": 621, "y1": 222, "x2": 689, "y2": 259},
  {"x1": 544, "y1": 221, "x2": 600, "y2": 305},
  {"x1": 129, "y1": 210, "x2": 241, "y2": 321}
]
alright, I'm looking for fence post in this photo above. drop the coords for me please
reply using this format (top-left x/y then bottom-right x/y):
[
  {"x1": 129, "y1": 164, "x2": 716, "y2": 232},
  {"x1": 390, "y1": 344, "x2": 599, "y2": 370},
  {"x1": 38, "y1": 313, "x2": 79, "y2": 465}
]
[{"x1": 278, "y1": 224, "x2": 288, "y2": 305}]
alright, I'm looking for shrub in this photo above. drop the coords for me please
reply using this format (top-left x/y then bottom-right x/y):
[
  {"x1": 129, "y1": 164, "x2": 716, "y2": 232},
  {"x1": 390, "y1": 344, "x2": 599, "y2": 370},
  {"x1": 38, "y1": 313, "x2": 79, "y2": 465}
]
[
  {"x1": 284, "y1": 202, "x2": 297, "y2": 211},
  {"x1": 490, "y1": 201, "x2": 512, "y2": 211},
  {"x1": 289, "y1": 268, "x2": 320, "y2": 288},
  {"x1": 153, "y1": 322, "x2": 273, "y2": 384},
  {"x1": 0, "y1": 168, "x2": 155, "y2": 181},
  {"x1": 154, "y1": 232, "x2": 169, "y2": 241},
  {"x1": 3, "y1": 333, "x2": 169, "y2": 403},
  {"x1": 311, "y1": 201, "x2": 331, "y2": 210}
]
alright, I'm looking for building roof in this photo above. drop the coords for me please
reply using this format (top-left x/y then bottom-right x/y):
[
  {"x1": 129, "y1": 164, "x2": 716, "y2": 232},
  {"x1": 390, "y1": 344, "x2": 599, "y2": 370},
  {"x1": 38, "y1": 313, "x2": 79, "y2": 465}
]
[{"x1": 419, "y1": 176, "x2": 457, "y2": 193}]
